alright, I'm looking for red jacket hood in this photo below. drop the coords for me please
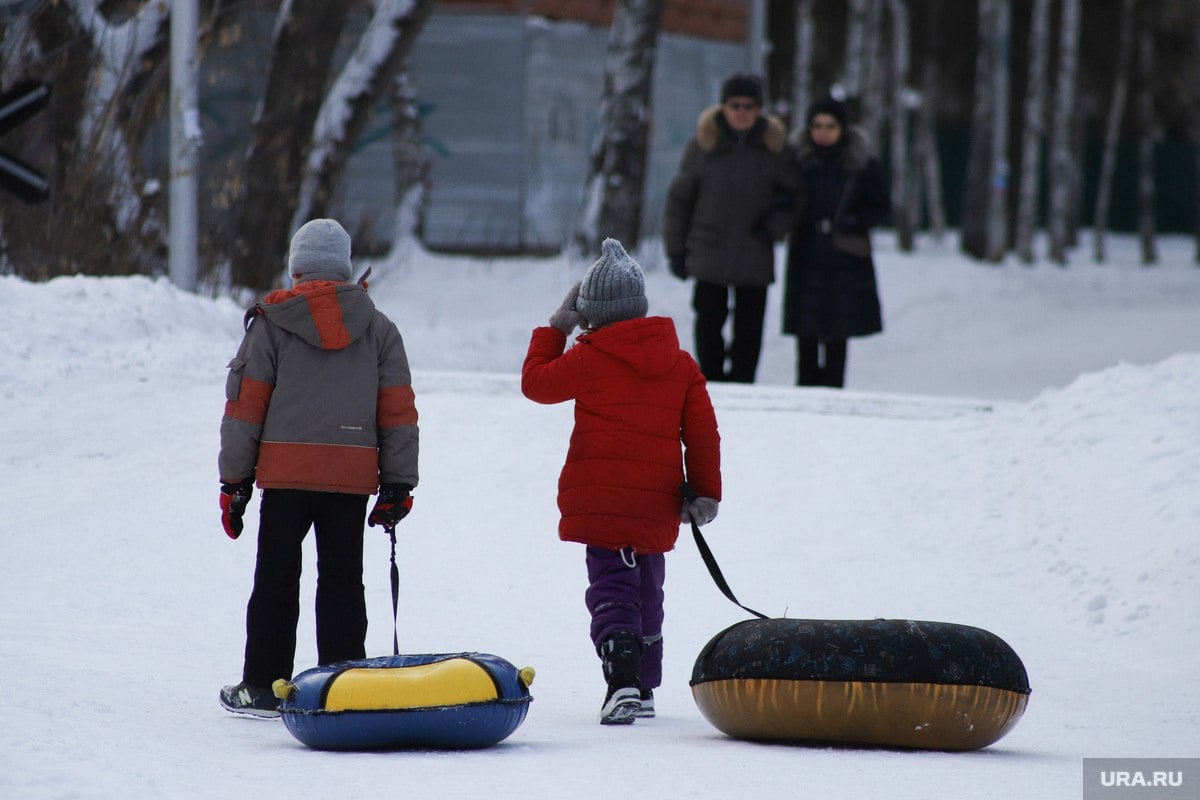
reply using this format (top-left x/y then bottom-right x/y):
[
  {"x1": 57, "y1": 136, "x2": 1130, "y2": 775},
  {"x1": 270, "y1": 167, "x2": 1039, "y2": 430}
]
[
  {"x1": 576, "y1": 316, "x2": 681, "y2": 377},
  {"x1": 257, "y1": 280, "x2": 374, "y2": 350}
]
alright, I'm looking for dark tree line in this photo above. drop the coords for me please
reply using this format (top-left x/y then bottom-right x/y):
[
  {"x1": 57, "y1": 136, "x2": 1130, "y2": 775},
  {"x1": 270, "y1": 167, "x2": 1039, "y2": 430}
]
[{"x1": 3, "y1": 0, "x2": 1199, "y2": 290}]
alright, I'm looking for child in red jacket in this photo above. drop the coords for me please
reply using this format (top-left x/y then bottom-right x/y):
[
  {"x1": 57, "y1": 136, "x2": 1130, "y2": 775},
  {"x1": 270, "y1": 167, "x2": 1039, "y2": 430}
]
[{"x1": 522, "y1": 238, "x2": 722, "y2": 724}]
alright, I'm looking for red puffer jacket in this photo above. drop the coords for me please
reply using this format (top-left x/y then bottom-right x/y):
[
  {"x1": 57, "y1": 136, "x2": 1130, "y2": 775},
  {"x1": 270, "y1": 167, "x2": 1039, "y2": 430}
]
[{"x1": 522, "y1": 316, "x2": 721, "y2": 554}]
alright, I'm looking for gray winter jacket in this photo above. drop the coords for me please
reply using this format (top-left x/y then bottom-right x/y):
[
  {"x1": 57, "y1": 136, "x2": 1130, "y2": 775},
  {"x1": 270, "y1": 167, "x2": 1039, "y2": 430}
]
[
  {"x1": 663, "y1": 106, "x2": 796, "y2": 287},
  {"x1": 219, "y1": 280, "x2": 418, "y2": 495}
]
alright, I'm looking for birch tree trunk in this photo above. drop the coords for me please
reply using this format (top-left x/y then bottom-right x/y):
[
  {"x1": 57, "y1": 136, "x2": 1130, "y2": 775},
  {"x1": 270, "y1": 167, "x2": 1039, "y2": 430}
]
[
  {"x1": 228, "y1": 3, "x2": 350, "y2": 290},
  {"x1": 960, "y1": 0, "x2": 995, "y2": 259},
  {"x1": 1068, "y1": 102, "x2": 1086, "y2": 246},
  {"x1": 1048, "y1": 0, "x2": 1081, "y2": 265},
  {"x1": 1092, "y1": 0, "x2": 1135, "y2": 263},
  {"x1": 888, "y1": 0, "x2": 914, "y2": 251},
  {"x1": 861, "y1": 0, "x2": 887, "y2": 148},
  {"x1": 291, "y1": 0, "x2": 436, "y2": 234},
  {"x1": 844, "y1": 0, "x2": 868, "y2": 100},
  {"x1": 1136, "y1": 11, "x2": 1157, "y2": 265},
  {"x1": 571, "y1": 0, "x2": 665, "y2": 255},
  {"x1": 1015, "y1": 0, "x2": 1051, "y2": 263},
  {"x1": 983, "y1": 0, "x2": 1010, "y2": 263},
  {"x1": 790, "y1": 0, "x2": 816, "y2": 132},
  {"x1": 66, "y1": 0, "x2": 170, "y2": 241},
  {"x1": 390, "y1": 69, "x2": 428, "y2": 244},
  {"x1": 914, "y1": 1, "x2": 946, "y2": 241}
]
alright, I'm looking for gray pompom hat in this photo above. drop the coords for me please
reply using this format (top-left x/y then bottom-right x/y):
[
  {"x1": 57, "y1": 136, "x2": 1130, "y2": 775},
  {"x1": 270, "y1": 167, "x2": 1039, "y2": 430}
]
[
  {"x1": 288, "y1": 218, "x2": 353, "y2": 283},
  {"x1": 576, "y1": 238, "x2": 648, "y2": 328}
]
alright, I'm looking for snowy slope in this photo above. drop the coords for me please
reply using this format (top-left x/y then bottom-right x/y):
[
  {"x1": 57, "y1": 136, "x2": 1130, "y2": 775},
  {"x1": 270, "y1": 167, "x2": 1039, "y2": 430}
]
[{"x1": 1, "y1": 235, "x2": 1197, "y2": 799}]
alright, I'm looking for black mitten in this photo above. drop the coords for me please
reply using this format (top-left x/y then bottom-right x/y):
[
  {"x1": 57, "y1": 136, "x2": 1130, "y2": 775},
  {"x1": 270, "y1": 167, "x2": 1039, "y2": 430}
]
[{"x1": 369, "y1": 484, "x2": 414, "y2": 528}]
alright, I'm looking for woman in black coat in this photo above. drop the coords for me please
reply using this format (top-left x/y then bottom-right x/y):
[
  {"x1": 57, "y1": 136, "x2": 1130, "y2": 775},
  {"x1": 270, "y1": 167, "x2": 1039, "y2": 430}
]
[{"x1": 783, "y1": 97, "x2": 889, "y2": 388}]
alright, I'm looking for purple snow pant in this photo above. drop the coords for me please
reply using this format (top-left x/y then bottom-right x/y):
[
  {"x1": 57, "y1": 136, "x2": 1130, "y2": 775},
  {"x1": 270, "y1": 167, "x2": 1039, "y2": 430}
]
[{"x1": 584, "y1": 545, "x2": 666, "y2": 690}]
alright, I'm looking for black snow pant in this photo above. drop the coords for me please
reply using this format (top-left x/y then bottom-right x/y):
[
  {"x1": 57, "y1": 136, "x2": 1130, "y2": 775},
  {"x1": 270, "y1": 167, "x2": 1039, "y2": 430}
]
[
  {"x1": 797, "y1": 336, "x2": 848, "y2": 388},
  {"x1": 692, "y1": 281, "x2": 768, "y2": 384},
  {"x1": 242, "y1": 488, "x2": 369, "y2": 688}
]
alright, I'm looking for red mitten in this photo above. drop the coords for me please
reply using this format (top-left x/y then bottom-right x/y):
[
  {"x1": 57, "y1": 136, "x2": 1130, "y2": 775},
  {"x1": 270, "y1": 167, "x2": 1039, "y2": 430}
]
[{"x1": 220, "y1": 478, "x2": 254, "y2": 540}]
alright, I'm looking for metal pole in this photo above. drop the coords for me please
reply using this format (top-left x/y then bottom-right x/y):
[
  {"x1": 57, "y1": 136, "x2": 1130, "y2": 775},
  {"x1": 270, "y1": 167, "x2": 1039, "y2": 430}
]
[{"x1": 169, "y1": 0, "x2": 199, "y2": 291}]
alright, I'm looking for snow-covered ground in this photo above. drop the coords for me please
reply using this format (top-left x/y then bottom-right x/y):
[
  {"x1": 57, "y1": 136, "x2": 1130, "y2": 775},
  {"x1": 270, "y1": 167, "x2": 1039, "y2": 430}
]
[{"x1": 1, "y1": 233, "x2": 1197, "y2": 799}]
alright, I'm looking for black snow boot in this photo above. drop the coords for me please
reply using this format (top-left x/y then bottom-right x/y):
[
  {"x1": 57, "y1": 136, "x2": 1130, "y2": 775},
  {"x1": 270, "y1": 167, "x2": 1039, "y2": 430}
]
[{"x1": 598, "y1": 631, "x2": 642, "y2": 725}]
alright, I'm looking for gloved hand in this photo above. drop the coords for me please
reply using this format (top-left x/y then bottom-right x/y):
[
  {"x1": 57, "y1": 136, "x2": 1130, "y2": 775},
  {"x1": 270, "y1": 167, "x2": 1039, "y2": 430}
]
[
  {"x1": 836, "y1": 214, "x2": 861, "y2": 233},
  {"x1": 548, "y1": 282, "x2": 582, "y2": 335},
  {"x1": 369, "y1": 484, "x2": 414, "y2": 529},
  {"x1": 681, "y1": 496, "x2": 719, "y2": 527},
  {"x1": 220, "y1": 476, "x2": 255, "y2": 540},
  {"x1": 668, "y1": 254, "x2": 688, "y2": 280}
]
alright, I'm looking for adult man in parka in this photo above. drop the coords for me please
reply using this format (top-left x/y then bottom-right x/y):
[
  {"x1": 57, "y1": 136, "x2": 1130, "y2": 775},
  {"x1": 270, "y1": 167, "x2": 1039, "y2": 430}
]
[{"x1": 663, "y1": 73, "x2": 796, "y2": 384}]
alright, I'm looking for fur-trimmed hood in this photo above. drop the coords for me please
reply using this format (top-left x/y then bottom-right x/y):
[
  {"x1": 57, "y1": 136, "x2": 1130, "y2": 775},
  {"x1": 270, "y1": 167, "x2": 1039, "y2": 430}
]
[
  {"x1": 793, "y1": 125, "x2": 873, "y2": 173},
  {"x1": 695, "y1": 105, "x2": 788, "y2": 155}
]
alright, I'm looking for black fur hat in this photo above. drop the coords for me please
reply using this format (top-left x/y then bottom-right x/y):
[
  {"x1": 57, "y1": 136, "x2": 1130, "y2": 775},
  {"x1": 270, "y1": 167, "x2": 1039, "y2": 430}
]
[
  {"x1": 806, "y1": 95, "x2": 849, "y2": 128},
  {"x1": 720, "y1": 73, "x2": 764, "y2": 105}
]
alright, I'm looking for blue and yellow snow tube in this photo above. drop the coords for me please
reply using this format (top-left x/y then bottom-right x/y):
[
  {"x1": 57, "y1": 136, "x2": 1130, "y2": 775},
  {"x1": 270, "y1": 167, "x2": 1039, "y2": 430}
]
[
  {"x1": 690, "y1": 619, "x2": 1029, "y2": 750},
  {"x1": 273, "y1": 653, "x2": 534, "y2": 750}
]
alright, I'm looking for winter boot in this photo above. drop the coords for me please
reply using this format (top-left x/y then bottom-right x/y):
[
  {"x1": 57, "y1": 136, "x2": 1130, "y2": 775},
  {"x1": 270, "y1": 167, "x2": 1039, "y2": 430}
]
[
  {"x1": 219, "y1": 681, "x2": 281, "y2": 718},
  {"x1": 634, "y1": 689, "x2": 655, "y2": 718},
  {"x1": 598, "y1": 631, "x2": 642, "y2": 725}
]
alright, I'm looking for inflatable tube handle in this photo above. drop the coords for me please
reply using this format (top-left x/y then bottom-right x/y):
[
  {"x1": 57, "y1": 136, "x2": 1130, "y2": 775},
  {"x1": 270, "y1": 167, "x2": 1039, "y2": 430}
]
[
  {"x1": 681, "y1": 483, "x2": 769, "y2": 620},
  {"x1": 388, "y1": 526, "x2": 400, "y2": 656}
]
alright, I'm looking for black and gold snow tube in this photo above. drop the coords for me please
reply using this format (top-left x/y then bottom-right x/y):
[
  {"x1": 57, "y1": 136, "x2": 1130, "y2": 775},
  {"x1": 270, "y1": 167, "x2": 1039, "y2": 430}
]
[{"x1": 690, "y1": 619, "x2": 1030, "y2": 750}]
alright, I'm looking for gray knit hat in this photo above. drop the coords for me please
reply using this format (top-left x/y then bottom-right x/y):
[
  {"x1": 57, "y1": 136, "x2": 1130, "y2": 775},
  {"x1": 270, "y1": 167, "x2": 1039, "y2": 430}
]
[
  {"x1": 288, "y1": 218, "x2": 353, "y2": 283},
  {"x1": 576, "y1": 238, "x2": 648, "y2": 328}
]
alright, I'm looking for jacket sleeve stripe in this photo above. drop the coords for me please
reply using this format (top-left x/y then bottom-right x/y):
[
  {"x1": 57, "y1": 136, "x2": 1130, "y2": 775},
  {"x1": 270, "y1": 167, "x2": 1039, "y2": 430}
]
[
  {"x1": 224, "y1": 376, "x2": 273, "y2": 424},
  {"x1": 378, "y1": 384, "x2": 418, "y2": 428}
]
